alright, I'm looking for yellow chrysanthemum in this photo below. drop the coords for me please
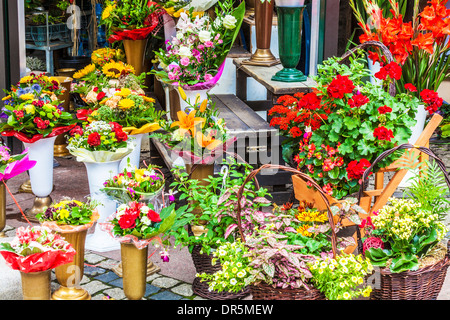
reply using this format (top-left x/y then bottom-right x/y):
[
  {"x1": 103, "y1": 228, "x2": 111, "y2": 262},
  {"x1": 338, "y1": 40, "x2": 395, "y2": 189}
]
[
  {"x1": 118, "y1": 98, "x2": 135, "y2": 110},
  {"x1": 19, "y1": 76, "x2": 33, "y2": 84},
  {"x1": 19, "y1": 93, "x2": 34, "y2": 101},
  {"x1": 102, "y1": 61, "x2": 125, "y2": 78},
  {"x1": 115, "y1": 88, "x2": 132, "y2": 97},
  {"x1": 102, "y1": 4, "x2": 115, "y2": 20},
  {"x1": 73, "y1": 64, "x2": 96, "y2": 79}
]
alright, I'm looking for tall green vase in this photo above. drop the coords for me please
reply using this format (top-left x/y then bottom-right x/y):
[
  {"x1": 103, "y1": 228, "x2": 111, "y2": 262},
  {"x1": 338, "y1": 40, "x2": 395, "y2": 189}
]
[{"x1": 272, "y1": 5, "x2": 307, "y2": 82}]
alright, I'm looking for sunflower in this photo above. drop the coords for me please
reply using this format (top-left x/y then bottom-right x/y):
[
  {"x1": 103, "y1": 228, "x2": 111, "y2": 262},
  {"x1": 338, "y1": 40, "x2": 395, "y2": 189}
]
[
  {"x1": 102, "y1": 61, "x2": 125, "y2": 78},
  {"x1": 73, "y1": 64, "x2": 96, "y2": 79}
]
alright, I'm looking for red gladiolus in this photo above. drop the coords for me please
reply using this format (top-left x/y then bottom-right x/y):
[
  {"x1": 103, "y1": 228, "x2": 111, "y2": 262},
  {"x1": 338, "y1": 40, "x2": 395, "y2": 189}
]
[
  {"x1": 373, "y1": 126, "x2": 394, "y2": 141},
  {"x1": 87, "y1": 132, "x2": 101, "y2": 147}
]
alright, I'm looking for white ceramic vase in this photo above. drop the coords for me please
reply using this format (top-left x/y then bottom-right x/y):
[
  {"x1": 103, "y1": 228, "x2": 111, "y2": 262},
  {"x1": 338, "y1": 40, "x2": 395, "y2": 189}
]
[
  {"x1": 119, "y1": 133, "x2": 144, "y2": 172},
  {"x1": 23, "y1": 136, "x2": 57, "y2": 198},
  {"x1": 84, "y1": 159, "x2": 122, "y2": 252}
]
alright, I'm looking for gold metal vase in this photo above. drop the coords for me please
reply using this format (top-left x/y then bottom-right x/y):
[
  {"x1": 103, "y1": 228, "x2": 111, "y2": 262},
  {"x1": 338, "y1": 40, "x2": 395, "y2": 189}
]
[
  {"x1": 121, "y1": 243, "x2": 149, "y2": 300},
  {"x1": 20, "y1": 269, "x2": 52, "y2": 300},
  {"x1": 53, "y1": 76, "x2": 73, "y2": 157},
  {"x1": 123, "y1": 39, "x2": 149, "y2": 76},
  {"x1": 52, "y1": 229, "x2": 91, "y2": 300}
]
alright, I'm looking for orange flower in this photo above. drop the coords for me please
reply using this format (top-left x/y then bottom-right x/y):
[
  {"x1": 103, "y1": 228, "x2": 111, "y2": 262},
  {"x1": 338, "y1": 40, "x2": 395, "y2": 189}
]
[
  {"x1": 411, "y1": 32, "x2": 435, "y2": 55},
  {"x1": 171, "y1": 110, "x2": 205, "y2": 135},
  {"x1": 195, "y1": 130, "x2": 222, "y2": 150}
]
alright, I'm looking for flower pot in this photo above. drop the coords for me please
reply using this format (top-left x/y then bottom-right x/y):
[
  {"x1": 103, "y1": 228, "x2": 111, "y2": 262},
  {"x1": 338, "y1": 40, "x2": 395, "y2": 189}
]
[
  {"x1": 0, "y1": 184, "x2": 5, "y2": 237},
  {"x1": 119, "y1": 133, "x2": 144, "y2": 172},
  {"x1": 174, "y1": 87, "x2": 211, "y2": 117},
  {"x1": 52, "y1": 229, "x2": 91, "y2": 300},
  {"x1": 121, "y1": 242, "x2": 148, "y2": 300},
  {"x1": 84, "y1": 160, "x2": 122, "y2": 252},
  {"x1": 123, "y1": 39, "x2": 149, "y2": 76},
  {"x1": 23, "y1": 136, "x2": 57, "y2": 222},
  {"x1": 20, "y1": 269, "x2": 52, "y2": 300},
  {"x1": 271, "y1": 5, "x2": 307, "y2": 82},
  {"x1": 53, "y1": 76, "x2": 73, "y2": 157},
  {"x1": 242, "y1": 0, "x2": 279, "y2": 67}
]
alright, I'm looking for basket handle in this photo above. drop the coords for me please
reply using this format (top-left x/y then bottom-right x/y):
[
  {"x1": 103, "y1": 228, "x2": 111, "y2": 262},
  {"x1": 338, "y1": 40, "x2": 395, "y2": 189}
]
[
  {"x1": 235, "y1": 164, "x2": 338, "y2": 258},
  {"x1": 339, "y1": 40, "x2": 396, "y2": 97}
]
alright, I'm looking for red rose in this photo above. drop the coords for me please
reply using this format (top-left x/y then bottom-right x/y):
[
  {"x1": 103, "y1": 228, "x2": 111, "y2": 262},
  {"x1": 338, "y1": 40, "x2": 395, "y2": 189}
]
[
  {"x1": 87, "y1": 132, "x2": 102, "y2": 147},
  {"x1": 118, "y1": 213, "x2": 138, "y2": 229},
  {"x1": 373, "y1": 126, "x2": 394, "y2": 141},
  {"x1": 377, "y1": 105, "x2": 393, "y2": 114},
  {"x1": 147, "y1": 209, "x2": 161, "y2": 223}
]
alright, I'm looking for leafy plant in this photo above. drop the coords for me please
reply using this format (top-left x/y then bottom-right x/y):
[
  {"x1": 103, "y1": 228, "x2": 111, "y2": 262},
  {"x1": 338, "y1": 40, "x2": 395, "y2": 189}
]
[{"x1": 36, "y1": 198, "x2": 99, "y2": 226}]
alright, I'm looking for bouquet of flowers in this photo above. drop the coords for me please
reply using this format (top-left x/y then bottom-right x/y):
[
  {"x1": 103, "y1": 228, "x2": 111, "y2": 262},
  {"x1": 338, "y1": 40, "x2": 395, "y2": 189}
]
[
  {"x1": 351, "y1": 0, "x2": 450, "y2": 96},
  {"x1": 66, "y1": 120, "x2": 135, "y2": 163},
  {"x1": 0, "y1": 144, "x2": 36, "y2": 182},
  {"x1": 269, "y1": 50, "x2": 433, "y2": 199},
  {"x1": 100, "y1": 0, "x2": 164, "y2": 43},
  {"x1": 89, "y1": 88, "x2": 164, "y2": 136},
  {"x1": 0, "y1": 74, "x2": 75, "y2": 143},
  {"x1": 152, "y1": 0, "x2": 245, "y2": 89},
  {"x1": 152, "y1": 87, "x2": 235, "y2": 164},
  {"x1": 0, "y1": 226, "x2": 76, "y2": 273},
  {"x1": 36, "y1": 198, "x2": 100, "y2": 233},
  {"x1": 101, "y1": 164, "x2": 165, "y2": 204},
  {"x1": 99, "y1": 201, "x2": 178, "y2": 250}
]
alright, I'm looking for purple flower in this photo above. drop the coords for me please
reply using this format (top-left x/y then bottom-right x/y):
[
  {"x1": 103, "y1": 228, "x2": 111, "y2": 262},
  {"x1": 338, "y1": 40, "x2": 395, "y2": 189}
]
[{"x1": 161, "y1": 250, "x2": 170, "y2": 262}]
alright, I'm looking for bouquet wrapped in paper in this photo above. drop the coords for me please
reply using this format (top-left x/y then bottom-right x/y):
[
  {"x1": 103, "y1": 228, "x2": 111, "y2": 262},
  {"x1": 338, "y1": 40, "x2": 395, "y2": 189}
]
[
  {"x1": 0, "y1": 145, "x2": 36, "y2": 181},
  {"x1": 152, "y1": 88, "x2": 236, "y2": 165},
  {"x1": 67, "y1": 120, "x2": 135, "y2": 163},
  {"x1": 36, "y1": 198, "x2": 100, "y2": 233},
  {"x1": 0, "y1": 226, "x2": 76, "y2": 273}
]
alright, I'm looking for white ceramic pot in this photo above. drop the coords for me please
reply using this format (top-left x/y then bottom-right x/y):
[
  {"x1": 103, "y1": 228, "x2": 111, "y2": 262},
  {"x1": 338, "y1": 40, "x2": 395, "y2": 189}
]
[
  {"x1": 23, "y1": 136, "x2": 57, "y2": 198},
  {"x1": 119, "y1": 133, "x2": 144, "y2": 172},
  {"x1": 84, "y1": 159, "x2": 122, "y2": 252}
]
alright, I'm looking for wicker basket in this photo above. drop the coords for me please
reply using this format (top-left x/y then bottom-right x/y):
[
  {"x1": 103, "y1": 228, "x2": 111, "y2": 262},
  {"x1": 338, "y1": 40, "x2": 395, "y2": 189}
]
[
  {"x1": 357, "y1": 144, "x2": 450, "y2": 300},
  {"x1": 235, "y1": 164, "x2": 343, "y2": 300}
]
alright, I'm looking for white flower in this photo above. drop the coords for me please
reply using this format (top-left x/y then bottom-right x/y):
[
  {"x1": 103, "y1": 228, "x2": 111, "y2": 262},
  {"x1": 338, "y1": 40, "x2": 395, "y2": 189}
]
[
  {"x1": 230, "y1": 278, "x2": 237, "y2": 285},
  {"x1": 178, "y1": 46, "x2": 192, "y2": 58},
  {"x1": 198, "y1": 30, "x2": 212, "y2": 43},
  {"x1": 140, "y1": 206, "x2": 150, "y2": 214},
  {"x1": 141, "y1": 215, "x2": 151, "y2": 226},
  {"x1": 222, "y1": 15, "x2": 237, "y2": 29}
]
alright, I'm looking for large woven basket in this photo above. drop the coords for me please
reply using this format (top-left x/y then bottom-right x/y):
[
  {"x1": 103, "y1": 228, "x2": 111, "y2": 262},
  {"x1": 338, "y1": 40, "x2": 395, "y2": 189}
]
[
  {"x1": 235, "y1": 164, "x2": 342, "y2": 300},
  {"x1": 357, "y1": 144, "x2": 450, "y2": 300}
]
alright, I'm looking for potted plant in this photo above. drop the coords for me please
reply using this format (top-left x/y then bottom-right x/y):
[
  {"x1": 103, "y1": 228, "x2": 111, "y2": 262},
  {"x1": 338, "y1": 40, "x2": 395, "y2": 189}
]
[
  {"x1": 0, "y1": 225, "x2": 76, "y2": 300},
  {"x1": 269, "y1": 49, "x2": 439, "y2": 200},
  {"x1": 99, "y1": 201, "x2": 179, "y2": 300},
  {"x1": 36, "y1": 198, "x2": 99, "y2": 300},
  {"x1": 152, "y1": 0, "x2": 245, "y2": 110},
  {"x1": 360, "y1": 152, "x2": 450, "y2": 300},
  {"x1": 66, "y1": 120, "x2": 135, "y2": 252}
]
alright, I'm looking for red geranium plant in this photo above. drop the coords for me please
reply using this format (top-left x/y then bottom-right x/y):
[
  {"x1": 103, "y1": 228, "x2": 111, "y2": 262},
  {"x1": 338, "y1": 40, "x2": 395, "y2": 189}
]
[{"x1": 269, "y1": 50, "x2": 435, "y2": 199}]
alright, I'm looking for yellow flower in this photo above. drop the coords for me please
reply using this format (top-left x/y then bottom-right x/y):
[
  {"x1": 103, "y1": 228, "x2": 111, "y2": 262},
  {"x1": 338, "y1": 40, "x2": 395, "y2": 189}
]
[
  {"x1": 19, "y1": 76, "x2": 33, "y2": 84},
  {"x1": 59, "y1": 209, "x2": 70, "y2": 219},
  {"x1": 297, "y1": 224, "x2": 313, "y2": 237},
  {"x1": 118, "y1": 98, "x2": 135, "y2": 110},
  {"x1": 115, "y1": 88, "x2": 132, "y2": 97},
  {"x1": 178, "y1": 86, "x2": 187, "y2": 101},
  {"x1": 143, "y1": 96, "x2": 155, "y2": 104},
  {"x1": 102, "y1": 61, "x2": 125, "y2": 78},
  {"x1": 2, "y1": 95, "x2": 11, "y2": 101},
  {"x1": 73, "y1": 64, "x2": 96, "y2": 79},
  {"x1": 199, "y1": 99, "x2": 208, "y2": 113},
  {"x1": 102, "y1": 4, "x2": 115, "y2": 20},
  {"x1": 171, "y1": 110, "x2": 205, "y2": 135},
  {"x1": 24, "y1": 104, "x2": 35, "y2": 114},
  {"x1": 19, "y1": 93, "x2": 34, "y2": 101},
  {"x1": 195, "y1": 130, "x2": 222, "y2": 151},
  {"x1": 134, "y1": 169, "x2": 150, "y2": 182}
]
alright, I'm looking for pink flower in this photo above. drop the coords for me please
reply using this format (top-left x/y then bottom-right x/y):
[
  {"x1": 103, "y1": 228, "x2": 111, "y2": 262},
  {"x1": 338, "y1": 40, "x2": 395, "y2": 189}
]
[
  {"x1": 180, "y1": 57, "x2": 190, "y2": 66},
  {"x1": 205, "y1": 41, "x2": 214, "y2": 48},
  {"x1": 204, "y1": 73, "x2": 213, "y2": 82}
]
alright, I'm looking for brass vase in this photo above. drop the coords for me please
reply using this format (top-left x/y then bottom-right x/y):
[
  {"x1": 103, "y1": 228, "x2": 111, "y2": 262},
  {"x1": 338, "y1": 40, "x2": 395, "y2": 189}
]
[
  {"x1": 53, "y1": 76, "x2": 73, "y2": 157},
  {"x1": 0, "y1": 184, "x2": 5, "y2": 237},
  {"x1": 121, "y1": 243, "x2": 149, "y2": 300},
  {"x1": 242, "y1": 0, "x2": 279, "y2": 66},
  {"x1": 20, "y1": 269, "x2": 52, "y2": 300},
  {"x1": 123, "y1": 39, "x2": 149, "y2": 76},
  {"x1": 52, "y1": 229, "x2": 91, "y2": 300}
]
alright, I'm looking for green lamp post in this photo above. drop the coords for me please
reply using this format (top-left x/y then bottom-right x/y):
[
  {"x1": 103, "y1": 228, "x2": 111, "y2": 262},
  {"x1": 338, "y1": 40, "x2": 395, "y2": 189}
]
[{"x1": 272, "y1": 0, "x2": 307, "y2": 82}]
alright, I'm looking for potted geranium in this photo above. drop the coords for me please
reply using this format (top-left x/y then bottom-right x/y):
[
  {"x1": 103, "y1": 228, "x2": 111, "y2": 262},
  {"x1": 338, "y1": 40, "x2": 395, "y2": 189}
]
[
  {"x1": 99, "y1": 201, "x2": 178, "y2": 300},
  {"x1": 0, "y1": 225, "x2": 75, "y2": 300},
  {"x1": 100, "y1": 0, "x2": 164, "y2": 75},
  {"x1": 269, "y1": 49, "x2": 438, "y2": 200},
  {"x1": 89, "y1": 87, "x2": 165, "y2": 170},
  {"x1": 0, "y1": 73, "x2": 76, "y2": 220},
  {"x1": 152, "y1": 0, "x2": 245, "y2": 110},
  {"x1": 66, "y1": 120, "x2": 134, "y2": 252},
  {"x1": 360, "y1": 152, "x2": 450, "y2": 300},
  {"x1": 36, "y1": 198, "x2": 99, "y2": 300}
]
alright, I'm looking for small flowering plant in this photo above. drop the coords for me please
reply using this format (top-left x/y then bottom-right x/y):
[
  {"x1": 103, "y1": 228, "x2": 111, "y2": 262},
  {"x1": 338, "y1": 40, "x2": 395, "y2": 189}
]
[
  {"x1": 67, "y1": 120, "x2": 134, "y2": 163},
  {"x1": 308, "y1": 253, "x2": 373, "y2": 300},
  {"x1": 152, "y1": 0, "x2": 245, "y2": 87},
  {"x1": 270, "y1": 50, "x2": 423, "y2": 199},
  {"x1": 0, "y1": 226, "x2": 76, "y2": 273},
  {"x1": 36, "y1": 198, "x2": 99, "y2": 226},
  {"x1": 0, "y1": 74, "x2": 75, "y2": 141},
  {"x1": 101, "y1": 164, "x2": 165, "y2": 203}
]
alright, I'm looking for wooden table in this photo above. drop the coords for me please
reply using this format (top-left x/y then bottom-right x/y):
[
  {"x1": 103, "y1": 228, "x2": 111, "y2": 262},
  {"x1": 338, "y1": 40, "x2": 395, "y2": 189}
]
[{"x1": 233, "y1": 58, "x2": 316, "y2": 111}]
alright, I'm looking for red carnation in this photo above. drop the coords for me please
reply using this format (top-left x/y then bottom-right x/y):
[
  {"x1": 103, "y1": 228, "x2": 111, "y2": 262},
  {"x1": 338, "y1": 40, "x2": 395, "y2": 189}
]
[
  {"x1": 373, "y1": 126, "x2": 394, "y2": 141},
  {"x1": 377, "y1": 105, "x2": 392, "y2": 114},
  {"x1": 87, "y1": 132, "x2": 102, "y2": 147}
]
